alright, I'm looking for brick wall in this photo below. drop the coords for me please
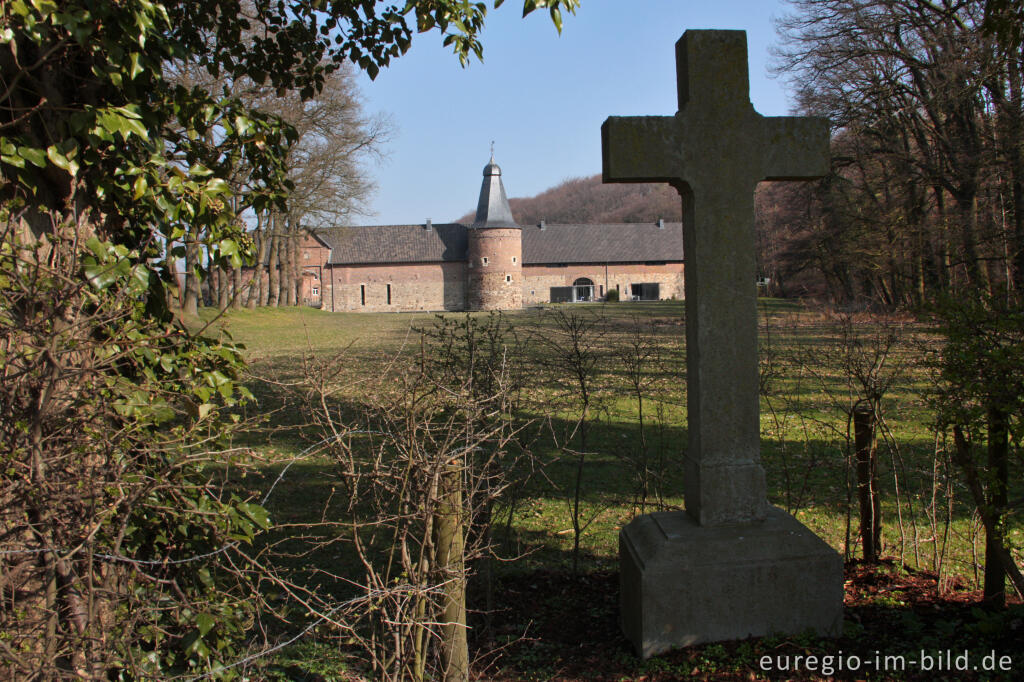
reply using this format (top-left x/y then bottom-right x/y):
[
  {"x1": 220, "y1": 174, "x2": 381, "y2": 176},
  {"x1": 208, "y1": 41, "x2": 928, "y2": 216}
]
[
  {"x1": 323, "y1": 261, "x2": 467, "y2": 312},
  {"x1": 522, "y1": 262, "x2": 684, "y2": 304},
  {"x1": 467, "y1": 227, "x2": 523, "y2": 310},
  {"x1": 298, "y1": 235, "x2": 331, "y2": 306}
]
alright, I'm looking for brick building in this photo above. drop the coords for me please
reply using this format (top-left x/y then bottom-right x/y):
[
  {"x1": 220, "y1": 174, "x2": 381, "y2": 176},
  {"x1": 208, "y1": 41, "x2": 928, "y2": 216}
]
[{"x1": 295, "y1": 157, "x2": 684, "y2": 312}]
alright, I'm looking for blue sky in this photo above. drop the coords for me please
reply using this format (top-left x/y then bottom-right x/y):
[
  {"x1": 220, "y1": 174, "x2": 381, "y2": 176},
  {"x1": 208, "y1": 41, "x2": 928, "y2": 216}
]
[{"x1": 352, "y1": 0, "x2": 794, "y2": 226}]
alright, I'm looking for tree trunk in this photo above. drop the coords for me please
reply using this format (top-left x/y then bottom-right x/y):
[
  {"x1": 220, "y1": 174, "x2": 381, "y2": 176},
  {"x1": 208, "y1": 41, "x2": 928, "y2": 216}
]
[
  {"x1": 208, "y1": 252, "x2": 219, "y2": 308},
  {"x1": 290, "y1": 221, "x2": 302, "y2": 305},
  {"x1": 854, "y1": 404, "x2": 882, "y2": 562},
  {"x1": 984, "y1": 406, "x2": 1009, "y2": 607},
  {"x1": 951, "y1": 426, "x2": 1024, "y2": 602},
  {"x1": 257, "y1": 227, "x2": 269, "y2": 307},
  {"x1": 232, "y1": 260, "x2": 242, "y2": 310},
  {"x1": 182, "y1": 234, "x2": 200, "y2": 316},
  {"x1": 954, "y1": 188, "x2": 985, "y2": 292},
  {"x1": 435, "y1": 460, "x2": 468, "y2": 682},
  {"x1": 1002, "y1": 59, "x2": 1024, "y2": 294},
  {"x1": 267, "y1": 215, "x2": 280, "y2": 307},
  {"x1": 217, "y1": 263, "x2": 230, "y2": 310},
  {"x1": 934, "y1": 186, "x2": 951, "y2": 293},
  {"x1": 247, "y1": 214, "x2": 265, "y2": 307},
  {"x1": 281, "y1": 218, "x2": 295, "y2": 306},
  {"x1": 165, "y1": 236, "x2": 177, "y2": 310}
]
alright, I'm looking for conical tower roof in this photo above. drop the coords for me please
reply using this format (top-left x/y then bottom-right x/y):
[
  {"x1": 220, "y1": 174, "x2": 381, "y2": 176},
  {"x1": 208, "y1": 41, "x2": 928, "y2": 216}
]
[{"x1": 472, "y1": 155, "x2": 519, "y2": 229}]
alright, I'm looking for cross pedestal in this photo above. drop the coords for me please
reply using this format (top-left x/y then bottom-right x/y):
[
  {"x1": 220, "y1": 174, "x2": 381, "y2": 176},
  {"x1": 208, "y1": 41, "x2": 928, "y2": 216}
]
[{"x1": 603, "y1": 30, "x2": 843, "y2": 657}]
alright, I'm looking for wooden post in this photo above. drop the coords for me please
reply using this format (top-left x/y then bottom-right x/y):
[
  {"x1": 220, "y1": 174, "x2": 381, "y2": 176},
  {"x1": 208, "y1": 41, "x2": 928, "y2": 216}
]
[{"x1": 854, "y1": 403, "x2": 881, "y2": 562}]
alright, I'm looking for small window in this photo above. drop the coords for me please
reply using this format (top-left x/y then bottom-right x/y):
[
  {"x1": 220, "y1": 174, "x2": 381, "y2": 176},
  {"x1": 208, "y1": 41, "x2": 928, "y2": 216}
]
[
  {"x1": 360, "y1": 284, "x2": 366, "y2": 306},
  {"x1": 312, "y1": 287, "x2": 319, "y2": 297},
  {"x1": 505, "y1": 275, "x2": 511, "y2": 282},
  {"x1": 482, "y1": 256, "x2": 489, "y2": 265},
  {"x1": 303, "y1": 251, "x2": 309, "y2": 260},
  {"x1": 512, "y1": 256, "x2": 517, "y2": 264},
  {"x1": 386, "y1": 283, "x2": 392, "y2": 305}
]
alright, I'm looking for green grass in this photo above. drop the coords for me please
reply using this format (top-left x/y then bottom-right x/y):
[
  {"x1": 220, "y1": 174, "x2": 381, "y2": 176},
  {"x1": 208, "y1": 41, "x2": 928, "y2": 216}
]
[
  {"x1": 211, "y1": 299, "x2": 1021, "y2": 678},
  {"x1": 218, "y1": 300, "x2": 1020, "y2": 580}
]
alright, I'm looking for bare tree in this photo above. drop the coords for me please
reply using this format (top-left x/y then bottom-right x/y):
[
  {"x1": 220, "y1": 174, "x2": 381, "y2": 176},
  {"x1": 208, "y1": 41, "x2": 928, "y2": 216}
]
[
  {"x1": 772, "y1": 0, "x2": 1024, "y2": 306},
  {"x1": 933, "y1": 293, "x2": 1024, "y2": 605},
  {"x1": 168, "y1": 37, "x2": 390, "y2": 310},
  {"x1": 256, "y1": 62, "x2": 390, "y2": 305}
]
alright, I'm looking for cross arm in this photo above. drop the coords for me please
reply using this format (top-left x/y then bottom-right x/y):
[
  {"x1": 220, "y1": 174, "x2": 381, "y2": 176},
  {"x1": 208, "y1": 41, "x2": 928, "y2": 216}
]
[
  {"x1": 602, "y1": 116, "x2": 683, "y2": 184},
  {"x1": 762, "y1": 116, "x2": 831, "y2": 181}
]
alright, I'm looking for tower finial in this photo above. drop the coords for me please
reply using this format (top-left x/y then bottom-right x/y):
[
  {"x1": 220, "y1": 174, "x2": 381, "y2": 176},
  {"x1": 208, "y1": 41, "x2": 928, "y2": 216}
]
[{"x1": 474, "y1": 146, "x2": 517, "y2": 228}]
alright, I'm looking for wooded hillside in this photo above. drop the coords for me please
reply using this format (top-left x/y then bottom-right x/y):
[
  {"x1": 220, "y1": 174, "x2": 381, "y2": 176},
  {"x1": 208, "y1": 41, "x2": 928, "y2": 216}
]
[{"x1": 457, "y1": 174, "x2": 682, "y2": 224}]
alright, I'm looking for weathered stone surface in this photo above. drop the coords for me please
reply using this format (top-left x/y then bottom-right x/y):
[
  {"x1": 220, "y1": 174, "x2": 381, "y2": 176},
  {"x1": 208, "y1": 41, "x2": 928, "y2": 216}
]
[
  {"x1": 620, "y1": 509, "x2": 844, "y2": 658},
  {"x1": 603, "y1": 30, "x2": 829, "y2": 525},
  {"x1": 602, "y1": 29, "x2": 842, "y2": 655}
]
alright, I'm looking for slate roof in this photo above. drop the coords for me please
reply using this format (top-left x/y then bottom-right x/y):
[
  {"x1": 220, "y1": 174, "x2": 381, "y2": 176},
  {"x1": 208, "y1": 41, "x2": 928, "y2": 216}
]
[
  {"x1": 313, "y1": 222, "x2": 684, "y2": 265},
  {"x1": 472, "y1": 157, "x2": 518, "y2": 228},
  {"x1": 315, "y1": 224, "x2": 468, "y2": 265},
  {"x1": 521, "y1": 222, "x2": 683, "y2": 264}
]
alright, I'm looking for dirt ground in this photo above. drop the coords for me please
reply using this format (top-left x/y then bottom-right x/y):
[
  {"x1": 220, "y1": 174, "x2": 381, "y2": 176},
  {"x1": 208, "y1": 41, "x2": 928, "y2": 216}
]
[{"x1": 470, "y1": 561, "x2": 1023, "y2": 681}]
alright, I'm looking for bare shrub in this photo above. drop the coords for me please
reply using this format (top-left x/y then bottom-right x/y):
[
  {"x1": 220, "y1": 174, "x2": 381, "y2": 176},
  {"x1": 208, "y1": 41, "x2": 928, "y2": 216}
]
[
  {"x1": 527, "y1": 308, "x2": 608, "y2": 575},
  {"x1": 281, "y1": 313, "x2": 532, "y2": 682},
  {"x1": 614, "y1": 315, "x2": 670, "y2": 513}
]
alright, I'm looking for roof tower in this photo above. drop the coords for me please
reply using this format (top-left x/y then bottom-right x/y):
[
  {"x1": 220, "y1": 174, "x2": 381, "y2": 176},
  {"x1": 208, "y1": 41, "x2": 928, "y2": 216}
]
[{"x1": 472, "y1": 155, "x2": 519, "y2": 229}]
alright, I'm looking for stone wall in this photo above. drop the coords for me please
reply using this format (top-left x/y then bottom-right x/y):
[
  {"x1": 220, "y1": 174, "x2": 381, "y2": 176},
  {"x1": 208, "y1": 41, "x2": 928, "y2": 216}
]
[
  {"x1": 323, "y1": 262, "x2": 467, "y2": 312},
  {"x1": 467, "y1": 227, "x2": 523, "y2": 310},
  {"x1": 522, "y1": 262, "x2": 684, "y2": 305}
]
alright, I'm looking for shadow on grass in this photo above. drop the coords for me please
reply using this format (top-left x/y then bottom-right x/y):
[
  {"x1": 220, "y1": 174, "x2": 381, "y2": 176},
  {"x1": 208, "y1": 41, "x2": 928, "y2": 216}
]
[{"x1": 471, "y1": 559, "x2": 1024, "y2": 682}]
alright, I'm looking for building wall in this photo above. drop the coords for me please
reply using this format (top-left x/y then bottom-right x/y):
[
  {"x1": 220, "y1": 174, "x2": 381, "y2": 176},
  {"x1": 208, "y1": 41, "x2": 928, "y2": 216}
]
[
  {"x1": 313, "y1": 260, "x2": 682, "y2": 311},
  {"x1": 298, "y1": 237, "x2": 331, "y2": 306},
  {"x1": 323, "y1": 261, "x2": 466, "y2": 312},
  {"x1": 286, "y1": 233, "x2": 683, "y2": 312},
  {"x1": 466, "y1": 228, "x2": 523, "y2": 310},
  {"x1": 522, "y1": 262, "x2": 684, "y2": 305}
]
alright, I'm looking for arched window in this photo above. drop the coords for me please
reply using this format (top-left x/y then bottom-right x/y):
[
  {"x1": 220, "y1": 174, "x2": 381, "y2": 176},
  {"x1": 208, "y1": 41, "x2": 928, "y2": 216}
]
[{"x1": 572, "y1": 277, "x2": 595, "y2": 302}]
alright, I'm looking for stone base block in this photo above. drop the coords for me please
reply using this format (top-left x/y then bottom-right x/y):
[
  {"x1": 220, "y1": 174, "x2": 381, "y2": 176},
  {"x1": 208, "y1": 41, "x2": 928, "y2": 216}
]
[{"x1": 620, "y1": 507, "x2": 843, "y2": 658}]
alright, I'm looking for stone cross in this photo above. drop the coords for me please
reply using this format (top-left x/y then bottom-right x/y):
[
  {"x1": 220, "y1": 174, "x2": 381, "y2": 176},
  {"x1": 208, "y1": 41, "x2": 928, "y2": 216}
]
[{"x1": 602, "y1": 30, "x2": 829, "y2": 526}]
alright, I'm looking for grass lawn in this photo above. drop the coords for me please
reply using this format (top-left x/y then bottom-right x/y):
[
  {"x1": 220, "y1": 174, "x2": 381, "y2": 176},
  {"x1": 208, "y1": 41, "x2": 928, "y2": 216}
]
[{"x1": 205, "y1": 300, "x2": 1022, "y2": 680}]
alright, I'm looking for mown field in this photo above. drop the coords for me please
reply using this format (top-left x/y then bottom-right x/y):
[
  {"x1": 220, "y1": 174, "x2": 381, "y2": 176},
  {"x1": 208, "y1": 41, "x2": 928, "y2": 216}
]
[{"x1": 204, "y1": 300, "x2": 1022, "y2": 680}]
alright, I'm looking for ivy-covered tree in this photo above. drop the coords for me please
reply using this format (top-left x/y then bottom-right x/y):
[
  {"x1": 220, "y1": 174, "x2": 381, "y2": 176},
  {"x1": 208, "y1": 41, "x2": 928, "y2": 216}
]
[{"x1": 0, "y1": 0, "x2": 577, "y2": 677}]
